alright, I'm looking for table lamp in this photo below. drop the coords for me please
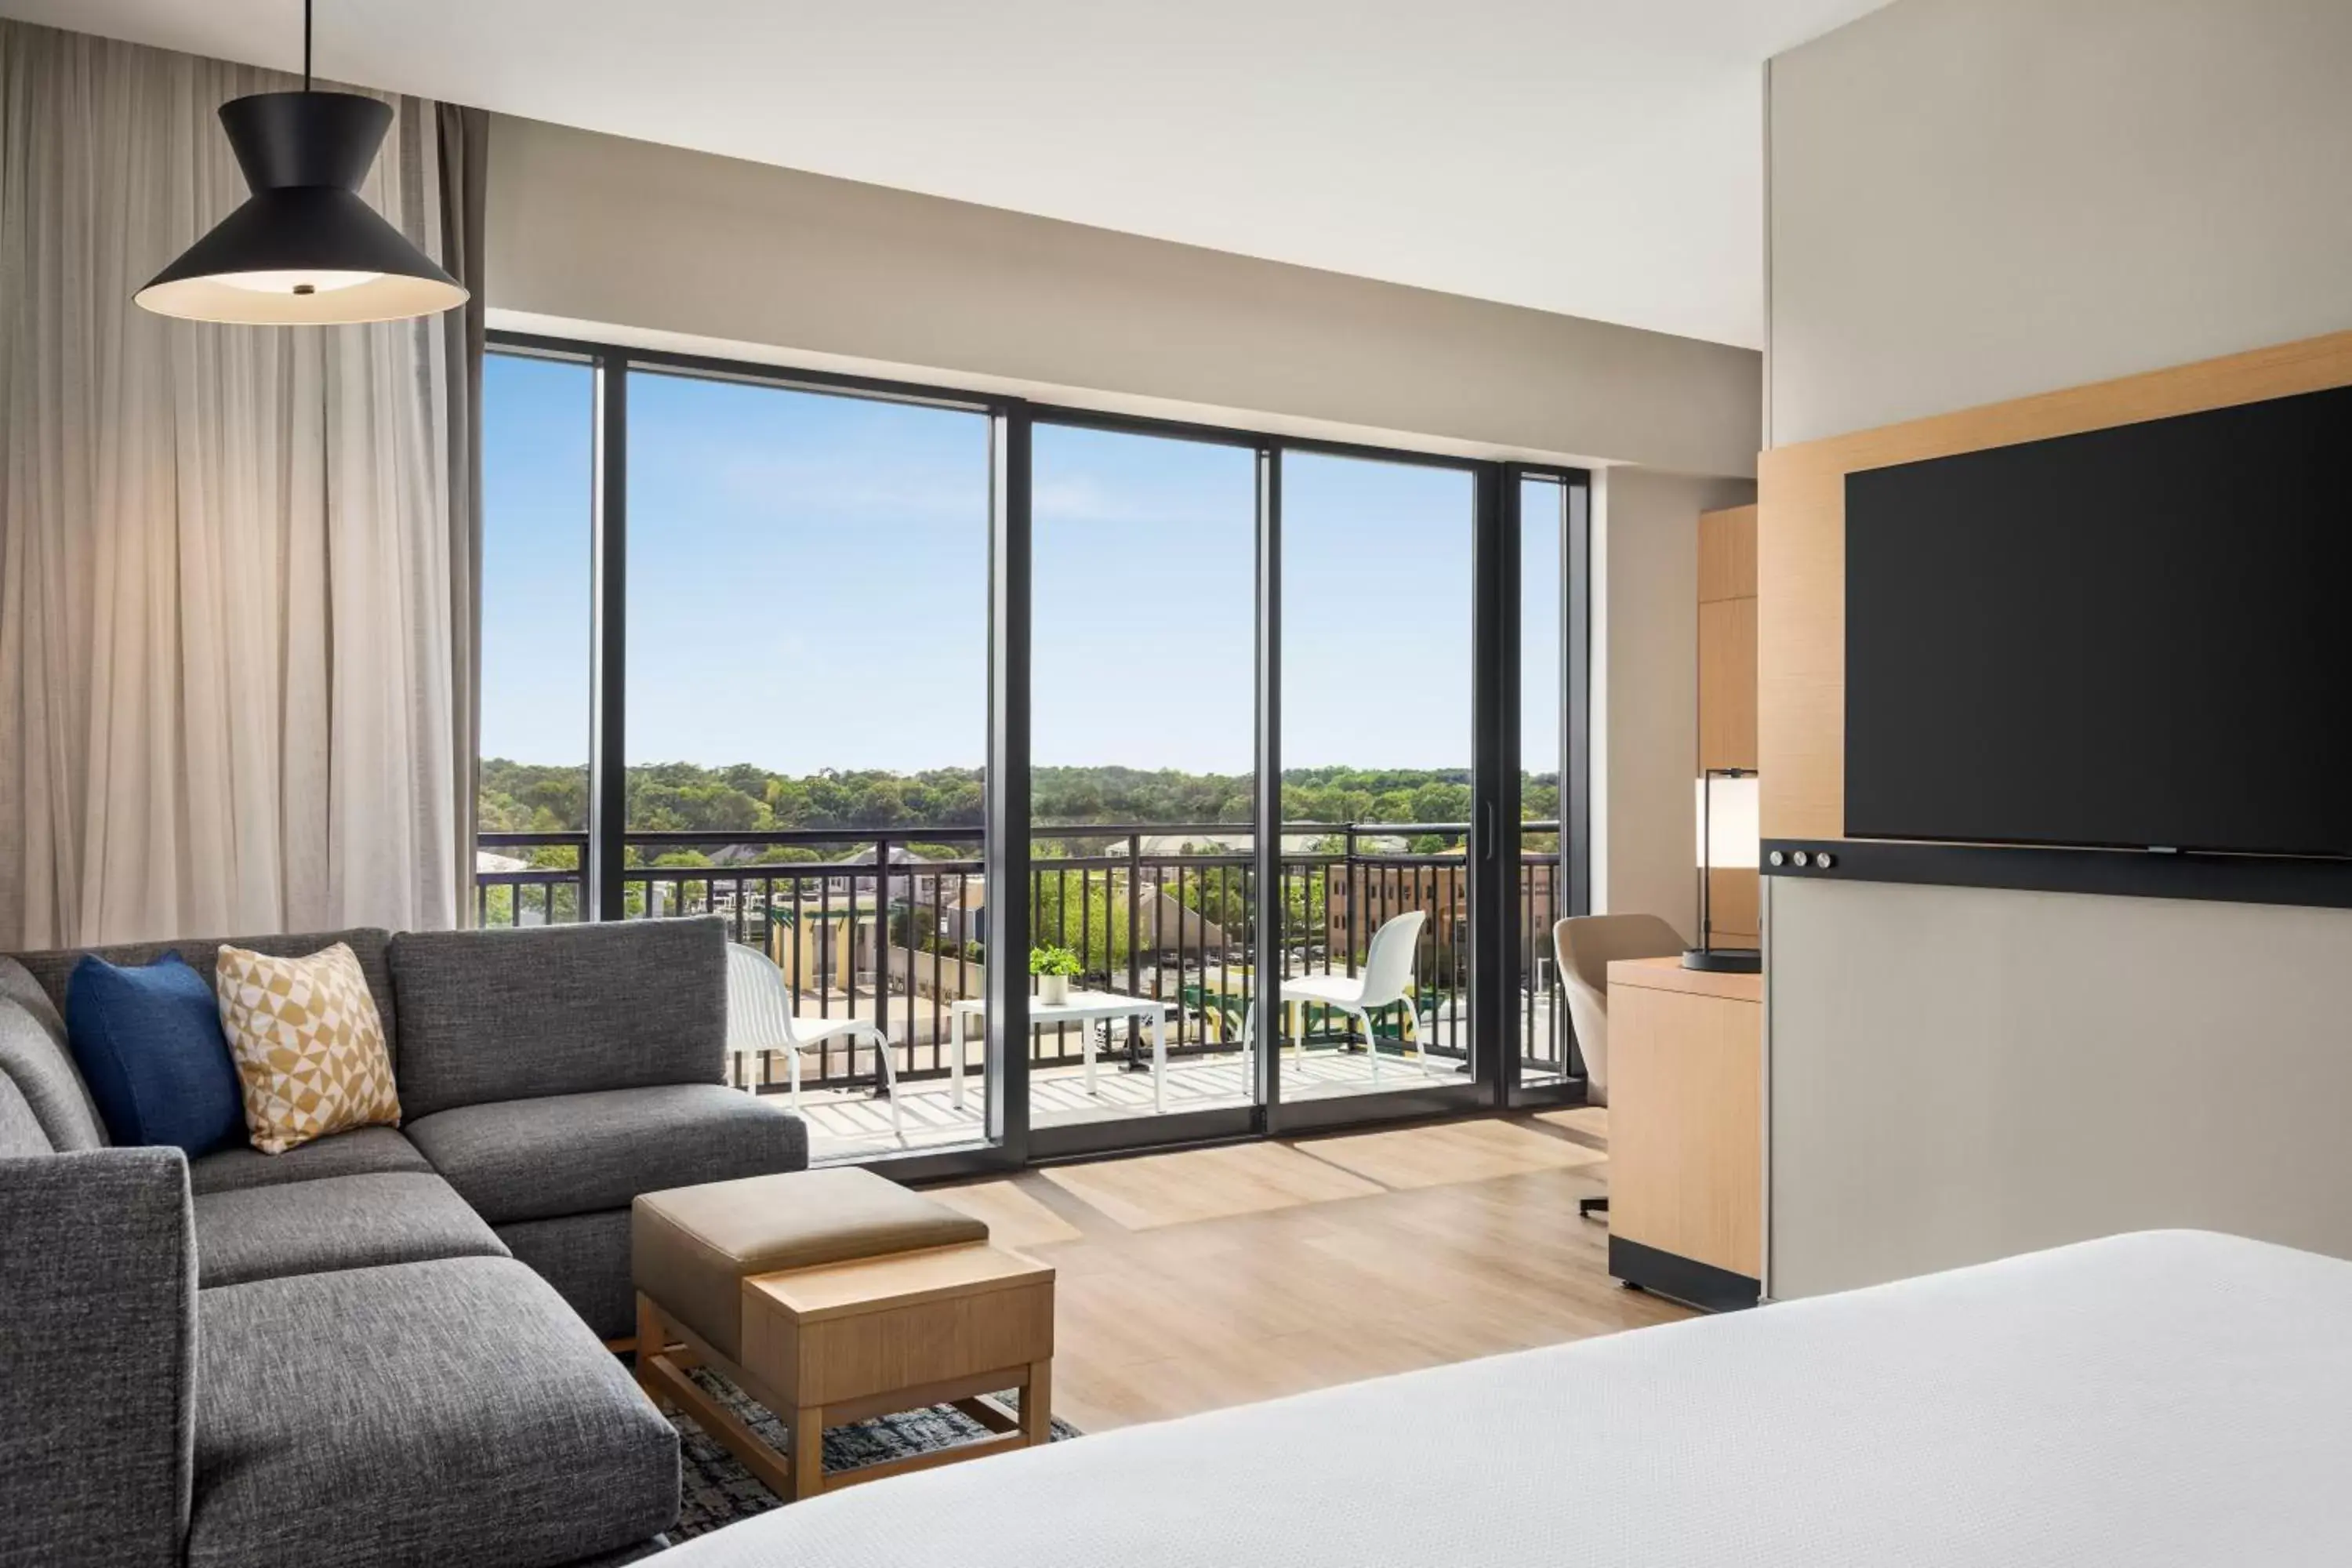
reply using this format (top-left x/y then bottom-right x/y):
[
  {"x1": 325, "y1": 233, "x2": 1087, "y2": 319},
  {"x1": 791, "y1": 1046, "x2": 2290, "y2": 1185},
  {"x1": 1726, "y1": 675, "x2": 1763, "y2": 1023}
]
[{"x1": 1686, "y1": 768, "x2": 1761, "y2": 973}]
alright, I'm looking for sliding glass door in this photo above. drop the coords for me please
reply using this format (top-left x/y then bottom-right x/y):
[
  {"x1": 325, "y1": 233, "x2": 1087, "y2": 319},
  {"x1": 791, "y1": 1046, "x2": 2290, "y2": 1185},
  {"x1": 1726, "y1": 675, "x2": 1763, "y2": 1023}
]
[
  {"x1": 1275, "y1": 452, "x2": 1481, "y2": 1114},
  {"x1": 619, "y1": 368, "x2": 993, "y2": 1163},
  {"x1": 1025, "y1": 422, "x2": 1260, "y2": 1138}
]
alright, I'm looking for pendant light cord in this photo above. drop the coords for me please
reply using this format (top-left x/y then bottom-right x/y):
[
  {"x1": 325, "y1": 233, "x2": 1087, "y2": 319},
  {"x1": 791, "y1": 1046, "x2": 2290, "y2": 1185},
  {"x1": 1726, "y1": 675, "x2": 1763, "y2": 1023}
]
[{"x1": 303, "y1": 0, "x2": 312, "y2": 91}]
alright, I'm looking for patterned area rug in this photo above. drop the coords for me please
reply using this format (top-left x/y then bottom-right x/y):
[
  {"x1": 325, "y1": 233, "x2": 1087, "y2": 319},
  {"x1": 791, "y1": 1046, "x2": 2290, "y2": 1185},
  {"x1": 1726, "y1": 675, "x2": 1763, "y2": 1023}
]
[{"x1": 656, "y1": 1363, "x2": 1082, "y2": 1541}]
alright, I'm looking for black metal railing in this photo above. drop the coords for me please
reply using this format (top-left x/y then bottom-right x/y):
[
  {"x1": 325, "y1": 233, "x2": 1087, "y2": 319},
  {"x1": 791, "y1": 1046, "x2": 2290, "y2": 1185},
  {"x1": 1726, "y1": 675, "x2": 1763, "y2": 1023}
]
[{"x1": 474, "y1": 821, "x2": 1576, "y2": 1093}]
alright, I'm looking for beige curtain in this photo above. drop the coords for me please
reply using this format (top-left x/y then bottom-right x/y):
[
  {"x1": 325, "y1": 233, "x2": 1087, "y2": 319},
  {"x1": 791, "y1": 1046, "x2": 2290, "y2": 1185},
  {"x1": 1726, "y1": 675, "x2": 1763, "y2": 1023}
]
[{"x1": 0, "y1": 21, "x2": 478, "y2": 946}]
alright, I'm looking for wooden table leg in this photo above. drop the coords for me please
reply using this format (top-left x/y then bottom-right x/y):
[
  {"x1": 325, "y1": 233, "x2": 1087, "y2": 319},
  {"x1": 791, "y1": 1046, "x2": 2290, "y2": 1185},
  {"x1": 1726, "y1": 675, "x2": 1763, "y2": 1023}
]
[
  {"x1": 1022, "y1": 1359, "x2": 1053, "y2": 1447},
  {"x1": 789, "y1": 1404, "x2": 826, "y2": 1501},
  {"x1": 634, "y1": 1295, "x2": 666, "y2": 1401}
]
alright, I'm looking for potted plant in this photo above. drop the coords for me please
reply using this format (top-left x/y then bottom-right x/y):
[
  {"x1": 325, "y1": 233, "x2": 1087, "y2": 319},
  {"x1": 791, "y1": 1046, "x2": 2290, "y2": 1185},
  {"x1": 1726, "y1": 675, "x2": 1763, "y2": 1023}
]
[{"x1": 1029, "y1": 945, "x2": 1081, "y2": 1006}]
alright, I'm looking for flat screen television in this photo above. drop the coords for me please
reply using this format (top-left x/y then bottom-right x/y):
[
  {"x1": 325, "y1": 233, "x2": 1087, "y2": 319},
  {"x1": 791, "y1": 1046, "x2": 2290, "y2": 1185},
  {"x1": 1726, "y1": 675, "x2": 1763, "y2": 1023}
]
[{"x1": 1845, "y1": 382, "x2": 2352, "y2": 859}]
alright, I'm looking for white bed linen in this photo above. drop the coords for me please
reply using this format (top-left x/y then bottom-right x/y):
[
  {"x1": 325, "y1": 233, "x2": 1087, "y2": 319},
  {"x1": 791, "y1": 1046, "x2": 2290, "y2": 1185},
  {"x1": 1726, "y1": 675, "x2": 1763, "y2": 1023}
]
[{"x1": 659, "y1": 1231, "x2": 2352, "y2": 1566}]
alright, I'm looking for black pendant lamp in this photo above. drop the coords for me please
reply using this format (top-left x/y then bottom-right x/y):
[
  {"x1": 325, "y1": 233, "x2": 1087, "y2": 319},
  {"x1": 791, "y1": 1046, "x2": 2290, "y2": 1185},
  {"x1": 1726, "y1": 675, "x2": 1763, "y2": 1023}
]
[{"x1": 135, "y1": 0, "x2": 466, "y2": 325}]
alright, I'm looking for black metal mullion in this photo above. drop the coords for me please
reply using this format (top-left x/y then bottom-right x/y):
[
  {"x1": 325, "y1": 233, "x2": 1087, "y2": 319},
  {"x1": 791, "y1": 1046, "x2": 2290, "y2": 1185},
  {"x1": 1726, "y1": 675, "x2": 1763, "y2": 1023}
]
[
  {"x1": 1252, "y1": 445, "x2": 1283, "y2": 1127},
  {"x1": 587, "y1": 352, "x2": 628, "y2": 921},
  {"x1": 1565, "y1": 474, "x2": 1592, "y2": 919},
  {"x1": 984, "y1": 402, "x2": 1033, "y2": 1160},
  {"x1": 1472, "y1": 462, "x2": 1515, "y2": 1102}
]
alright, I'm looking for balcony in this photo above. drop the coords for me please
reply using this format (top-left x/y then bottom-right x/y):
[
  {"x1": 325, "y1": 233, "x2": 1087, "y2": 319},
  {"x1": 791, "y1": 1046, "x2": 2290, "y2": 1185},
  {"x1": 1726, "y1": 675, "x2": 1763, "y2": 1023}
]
[{"x1": 475, "y1": 821, "x2": 1581, "y2": 1163}]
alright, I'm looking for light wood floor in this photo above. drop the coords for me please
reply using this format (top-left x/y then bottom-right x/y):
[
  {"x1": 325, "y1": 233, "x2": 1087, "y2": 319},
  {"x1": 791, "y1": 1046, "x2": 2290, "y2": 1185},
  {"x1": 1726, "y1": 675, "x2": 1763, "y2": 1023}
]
[
  {"x1": 797, "y1": 1047, "x2": 1573, "y2": 1165},
  {"x1": 925, "y1": 1109, "x2": 1691, "y2": 1434}
]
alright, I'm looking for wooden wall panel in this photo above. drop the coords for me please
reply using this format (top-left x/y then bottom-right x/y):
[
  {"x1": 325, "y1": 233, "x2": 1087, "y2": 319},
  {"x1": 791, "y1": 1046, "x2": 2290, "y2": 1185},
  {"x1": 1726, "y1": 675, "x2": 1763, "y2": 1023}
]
[
  {"x1": 1697, "y1": 503, "x2": 1759, "y2": 941},
  {"x1": 1759, "y1": 329, "x2": 2352, "y2": 843},
  {"x1": 1699, "y1": 504, "x2": 1758, "y2": 603},
  {"x1": 1698, "y1": 597, "x2": 1759, "y2": 773}
]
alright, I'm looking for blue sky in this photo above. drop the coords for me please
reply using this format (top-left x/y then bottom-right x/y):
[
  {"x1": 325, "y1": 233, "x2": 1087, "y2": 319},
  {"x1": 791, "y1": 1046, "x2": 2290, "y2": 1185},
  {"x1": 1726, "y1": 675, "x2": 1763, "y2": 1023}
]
[{"x1": 481, "y1": 353, "x2": 1562, "y2": 777}]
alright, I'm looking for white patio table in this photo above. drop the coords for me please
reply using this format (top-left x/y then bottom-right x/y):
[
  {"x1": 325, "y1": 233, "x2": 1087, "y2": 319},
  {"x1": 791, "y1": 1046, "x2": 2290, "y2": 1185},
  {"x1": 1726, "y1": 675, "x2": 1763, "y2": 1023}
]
[{"x1": 948, "y1": 991, "x2": 1175, "y2": 1116}]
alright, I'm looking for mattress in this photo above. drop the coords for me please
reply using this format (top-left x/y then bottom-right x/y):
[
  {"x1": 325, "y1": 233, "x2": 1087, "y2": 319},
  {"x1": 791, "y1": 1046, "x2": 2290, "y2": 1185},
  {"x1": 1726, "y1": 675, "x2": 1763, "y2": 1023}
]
[{"x1": 659, "y1": 1230, "x2": 2352, "y2": 1566}]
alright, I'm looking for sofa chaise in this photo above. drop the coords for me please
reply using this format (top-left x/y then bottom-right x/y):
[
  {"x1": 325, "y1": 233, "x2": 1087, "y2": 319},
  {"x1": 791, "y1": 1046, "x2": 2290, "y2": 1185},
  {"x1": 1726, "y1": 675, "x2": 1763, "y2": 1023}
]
[{"x1": 0, "y1": 916, "x2": 809, "y2": 1568}]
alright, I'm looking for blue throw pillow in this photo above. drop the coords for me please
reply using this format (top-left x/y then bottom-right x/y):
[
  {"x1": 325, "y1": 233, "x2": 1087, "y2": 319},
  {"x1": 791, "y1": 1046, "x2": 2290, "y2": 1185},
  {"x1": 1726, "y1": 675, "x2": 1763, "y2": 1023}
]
[{"x1": 64, "y1": 953, "x2": 245, "y2": 1157}]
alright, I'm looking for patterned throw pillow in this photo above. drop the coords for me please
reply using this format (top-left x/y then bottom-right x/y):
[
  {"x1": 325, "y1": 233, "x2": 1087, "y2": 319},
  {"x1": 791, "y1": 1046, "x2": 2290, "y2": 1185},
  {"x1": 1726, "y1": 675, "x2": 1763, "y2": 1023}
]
[{"x1": 214, "y1": 942, "x2": 401, "y2": 1154}]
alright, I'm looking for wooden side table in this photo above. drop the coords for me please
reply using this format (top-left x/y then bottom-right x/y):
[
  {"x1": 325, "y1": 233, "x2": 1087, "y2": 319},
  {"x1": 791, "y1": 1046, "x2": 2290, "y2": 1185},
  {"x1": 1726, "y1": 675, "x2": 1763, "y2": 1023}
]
[{"x1": 640, "y1": 1242, "x2": 1054, "y2": 1501}]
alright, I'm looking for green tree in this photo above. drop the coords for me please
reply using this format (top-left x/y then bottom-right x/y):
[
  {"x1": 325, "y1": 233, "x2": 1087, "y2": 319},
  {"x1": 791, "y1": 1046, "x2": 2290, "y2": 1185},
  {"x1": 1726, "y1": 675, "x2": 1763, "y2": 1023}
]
[{"x1": 480, "y1": 757, "x2": 1497, "y2": 848}]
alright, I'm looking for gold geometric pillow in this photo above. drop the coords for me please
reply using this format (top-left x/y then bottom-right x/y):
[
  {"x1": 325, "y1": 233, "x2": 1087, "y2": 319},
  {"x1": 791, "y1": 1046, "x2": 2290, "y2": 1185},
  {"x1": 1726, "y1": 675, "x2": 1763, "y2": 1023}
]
[{"x1": 214, "y1": 942, "x2": 401, "y2": 1155}]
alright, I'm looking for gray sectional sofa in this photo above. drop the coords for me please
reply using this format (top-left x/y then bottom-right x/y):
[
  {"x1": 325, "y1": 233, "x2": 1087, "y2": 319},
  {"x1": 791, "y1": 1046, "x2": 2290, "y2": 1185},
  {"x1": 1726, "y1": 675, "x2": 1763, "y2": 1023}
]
[{"x1": 0, "y1": 916, "x2": 810, "y2": 1568}]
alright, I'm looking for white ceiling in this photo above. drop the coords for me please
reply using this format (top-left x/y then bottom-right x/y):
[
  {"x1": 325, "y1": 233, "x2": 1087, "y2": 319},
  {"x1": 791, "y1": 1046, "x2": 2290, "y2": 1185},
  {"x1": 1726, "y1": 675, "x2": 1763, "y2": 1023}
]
[{"x1": 2, "y1": 0, "x2": 1890, "y2": 347}]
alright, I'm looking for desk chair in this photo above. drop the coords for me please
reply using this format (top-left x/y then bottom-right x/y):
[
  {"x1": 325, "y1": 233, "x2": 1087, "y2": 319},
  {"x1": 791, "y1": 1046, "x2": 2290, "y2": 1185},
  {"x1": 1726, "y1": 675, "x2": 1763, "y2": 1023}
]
[{"x1": 1552, "y1": 913, "x2": 1686, "y2": 1220}]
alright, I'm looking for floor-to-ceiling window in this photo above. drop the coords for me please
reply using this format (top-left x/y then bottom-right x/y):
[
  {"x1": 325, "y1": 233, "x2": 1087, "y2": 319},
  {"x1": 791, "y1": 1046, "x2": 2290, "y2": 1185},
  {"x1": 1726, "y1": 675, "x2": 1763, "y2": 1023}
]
[
  {"x1": 476, "y1": 332, "x2": 1589, "y2": 1171},
  {"x1": 1517, "y1": 472, "x2": 1574, "y2": 1087},
  {"x1": 621, "y1": 368, "x2": 993, "y2": 1160},
  {"x1": 1025, "y1": 422, "x2": 1260, "y2": 1133},
  {"x1": 477, "y1": 350, "x2": 595, "y2": 927}
]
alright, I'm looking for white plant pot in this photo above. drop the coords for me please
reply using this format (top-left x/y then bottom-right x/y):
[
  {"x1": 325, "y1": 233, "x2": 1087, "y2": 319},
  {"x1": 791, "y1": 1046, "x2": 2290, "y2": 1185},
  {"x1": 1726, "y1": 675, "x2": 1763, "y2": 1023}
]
[{"x1": 1036, "y1": 974, "x2": 1071, "y2": 1006}]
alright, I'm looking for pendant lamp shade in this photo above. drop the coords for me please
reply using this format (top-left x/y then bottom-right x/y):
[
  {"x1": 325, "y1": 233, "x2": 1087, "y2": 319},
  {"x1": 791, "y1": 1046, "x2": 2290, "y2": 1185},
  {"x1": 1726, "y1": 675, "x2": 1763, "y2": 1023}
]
[{"x1": 135, "y1": 91, "x2": 466, "y2": 325}]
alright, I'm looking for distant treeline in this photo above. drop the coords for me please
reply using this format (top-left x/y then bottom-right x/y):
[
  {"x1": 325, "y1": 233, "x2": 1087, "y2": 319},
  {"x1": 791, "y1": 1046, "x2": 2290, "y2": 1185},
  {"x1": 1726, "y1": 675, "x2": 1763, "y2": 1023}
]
[{"x1": 482, "y1": 759, "x2": 1559, "y2": 844}]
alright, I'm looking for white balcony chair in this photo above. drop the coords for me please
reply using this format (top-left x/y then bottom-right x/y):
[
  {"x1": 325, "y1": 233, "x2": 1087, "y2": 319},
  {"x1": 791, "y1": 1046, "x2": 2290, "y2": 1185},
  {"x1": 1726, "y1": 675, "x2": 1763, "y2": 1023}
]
[
  {"x1": 723, "y1": 942, "x2": 902, "y2": 1136},
  {"x1": 1241, "y1": 909, "x2": 1430, "y2": 1084}
]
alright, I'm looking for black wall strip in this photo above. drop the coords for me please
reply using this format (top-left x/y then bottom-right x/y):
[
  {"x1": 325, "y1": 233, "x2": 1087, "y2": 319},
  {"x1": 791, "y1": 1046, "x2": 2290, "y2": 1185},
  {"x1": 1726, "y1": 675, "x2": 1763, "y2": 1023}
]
[{"x1": 1762, "y1": 837, "x2": 2352, "y2": 912}]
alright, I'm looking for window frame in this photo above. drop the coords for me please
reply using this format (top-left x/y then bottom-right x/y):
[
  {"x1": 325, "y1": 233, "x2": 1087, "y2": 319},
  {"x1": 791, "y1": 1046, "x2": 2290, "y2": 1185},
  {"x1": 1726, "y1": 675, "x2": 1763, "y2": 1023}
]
[{"x1": 482, "y1": 328, "x2": 1592, "y2": 1175}]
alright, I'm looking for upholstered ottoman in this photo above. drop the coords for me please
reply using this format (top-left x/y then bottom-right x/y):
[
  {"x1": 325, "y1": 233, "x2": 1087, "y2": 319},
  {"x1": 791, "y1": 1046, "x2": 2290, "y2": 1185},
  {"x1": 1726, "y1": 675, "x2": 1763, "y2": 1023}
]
[{"x1": 632, "y1": 1167, "x2": 1055, "y2": 1500}]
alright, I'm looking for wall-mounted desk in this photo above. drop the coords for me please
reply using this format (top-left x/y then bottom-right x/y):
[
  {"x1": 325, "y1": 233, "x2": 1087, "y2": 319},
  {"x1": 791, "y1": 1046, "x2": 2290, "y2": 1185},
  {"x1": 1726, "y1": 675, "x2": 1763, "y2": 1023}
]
[{"x1": 1606, "y1": 956, "x2": 1762, "y2": 1311}]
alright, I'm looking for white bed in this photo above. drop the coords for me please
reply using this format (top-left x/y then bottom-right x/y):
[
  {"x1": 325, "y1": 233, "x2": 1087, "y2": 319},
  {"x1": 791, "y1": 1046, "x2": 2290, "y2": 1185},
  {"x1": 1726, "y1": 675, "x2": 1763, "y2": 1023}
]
[{"x1": 659, "y1": 1231, "x2": 2352, "y2": 1566}]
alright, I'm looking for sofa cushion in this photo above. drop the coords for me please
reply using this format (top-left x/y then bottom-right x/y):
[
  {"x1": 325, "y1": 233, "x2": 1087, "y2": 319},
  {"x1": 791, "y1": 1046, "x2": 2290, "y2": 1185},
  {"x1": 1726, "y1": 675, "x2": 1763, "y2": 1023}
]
[
  {"x1": 191, "y1": 1256, "x2": 677, "y2": 1568},
  {"x1": 387, "y1": 918, "x2": 726, "y2": 1121},
  {"x1": 5, "y1": 928, "x2": 398, "y2": 1063},
  {"x1": 193, "y1": 1171, "x2": 510, "y2": 1289},
  {"x1": 0, "y1": 975, "x2": 107, "y2": 1150},
  {"x1": 498, "y1": 1209, "x2": 635, "y2": 1341},
  {"x1": 0, "y1": 1068, "x2": 52, "y2": 1156},
  {"x1": 65, "y1": 953, "x2": 245, "y2": 1156},
  {"x1": 406, "y1": 1083, "x2": 807, "y2": 1225},
  {"x1": 188, "y1": 1124, "x2": 433, "y2": 1197},
  {"x1": 0, "y1": 953, "x2": 68, "y2": 1035}
]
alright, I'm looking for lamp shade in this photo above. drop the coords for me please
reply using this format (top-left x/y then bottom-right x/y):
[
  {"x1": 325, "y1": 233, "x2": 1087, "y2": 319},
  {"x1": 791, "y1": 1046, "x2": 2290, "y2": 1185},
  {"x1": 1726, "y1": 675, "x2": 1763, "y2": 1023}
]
[
  {"x1": 1694, "y1": 773, "x2": 1761, "y2": 870},
  {"x1": 135, "y1": 92, "x2": 466, "y2": 326}
]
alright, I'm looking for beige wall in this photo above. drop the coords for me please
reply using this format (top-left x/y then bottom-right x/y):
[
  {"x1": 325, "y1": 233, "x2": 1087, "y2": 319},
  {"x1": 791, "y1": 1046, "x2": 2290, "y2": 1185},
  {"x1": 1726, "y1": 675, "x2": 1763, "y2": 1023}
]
[
  {"x1": 485, "y1": 113, "x2": 1762, "y2": 477},
  {"x1": 1767, "y1": 0, "x2": 2352, "y2": 446},
  {"x1": 1594, "y1": 469, "x2": 1755, "y2": 939},
  {"x1": 1772, "y1": 878, "x2": 2352, "y2": 1296},
  {"x1": 1765, "y1": 0, "x2": 2352, "y2": 1297}
]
